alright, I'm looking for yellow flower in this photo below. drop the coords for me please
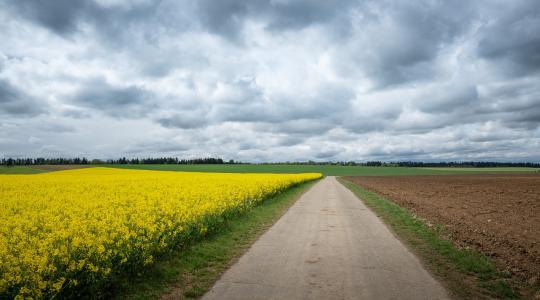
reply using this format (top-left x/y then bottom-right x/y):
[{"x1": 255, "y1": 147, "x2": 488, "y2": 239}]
[{"x1": 0, "y1": 167, "x2": 321, "y2": 298}]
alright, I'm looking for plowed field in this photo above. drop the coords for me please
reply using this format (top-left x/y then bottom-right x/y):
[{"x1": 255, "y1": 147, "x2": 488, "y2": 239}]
[{"x1": 345, "y1": 174, "x2": 540, "y2": 287}]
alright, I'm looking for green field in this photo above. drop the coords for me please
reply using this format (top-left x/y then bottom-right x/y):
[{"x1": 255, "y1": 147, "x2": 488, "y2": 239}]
[
  {"x1": 424, "y1": 167, "x2": 537, "y2": 172},
  {"x1": 1, "y1": 164, "x2": 538, "y2": 176},
  {"x1": 110, "y1": 164, "x2": 539, "y2": 176},
  {"x1": 0, "y1": 166, "x2": 48, "y2": 174}
]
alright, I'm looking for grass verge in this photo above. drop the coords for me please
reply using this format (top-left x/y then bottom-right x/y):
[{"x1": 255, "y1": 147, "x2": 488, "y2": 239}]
[
  {"x1": 339, "y1": 178, "x2": 520, "y2": 300},
  {"x1": 0, "y1": 166, "x2": 48, "y2": 174},
  {"x1": 111, "y1": 179, "x2": 318, "y2": 299}
]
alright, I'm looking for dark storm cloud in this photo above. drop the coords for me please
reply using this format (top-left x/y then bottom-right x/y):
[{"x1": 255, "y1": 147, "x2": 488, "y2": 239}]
[
  {"x1": 0, "y1": 79, "x2": 45, "y2": 116},
  {"x1": 7, "y1": 0, "x2": 92, "y2": 35},
  {"x1": 261, "y1": 119, "x2": 336, "y2": 135},
  {"x1": 194, "y1": 0, "x2": 255, "y2": 40},
  {"x1": 156, "y1": 112, "x2": 208, "y2": 129},
  {"x1": 39, "y1": 122, "x2": 76, "y2": 133},
  {"x1": 266, "y1": 0, "x2": 353, "y2": 31},
  {"x1": 62, "y1": 109, "x2": 92, "y2": 119},
  {"x1": 70, "y1": 78, "x2": 156, "y2": 118},
  {"x1": 276, "y1": 136, "x2": 305, "y2": 147},
  {"x1": 124, "y1": 140, "x2": 191, "y2": 154},
  {"x1": 6, "y1": 0, "x2": 163, "y2": 46},
  {"x1": 196, "y1": 0, "x2": 356, "y2": 40},
  {"x1": 477, "y1": 1, "x2": 540, "y2": 76},
  {"x1": 9, "y1": 0, "x2": 357, "y2": 45},
  {"x1": 314, "y1": 148, "x2": 342, "y2": 159},
  {"x1": 476, "y1": 80, "x2": 540, "y2": 130},
  {"x1": 345, "y1": 1, "x2": 478, "y2": 87},
  {"x1": 416, "y1": 85, "x2": 479, "y2": 114}
]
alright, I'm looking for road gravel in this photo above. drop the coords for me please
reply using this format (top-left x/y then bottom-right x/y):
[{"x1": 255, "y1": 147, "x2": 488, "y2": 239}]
[{"x1": 202, "y1": 176, "x2": 450, "y2": 300}]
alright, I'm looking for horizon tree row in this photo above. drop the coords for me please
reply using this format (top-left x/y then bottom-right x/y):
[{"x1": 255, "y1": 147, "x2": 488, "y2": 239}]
[
  {"x1": 263, "y1": 160, "x2": 540, "y2": 168},
  {"x1": 108, "y1": 157, "x2": 229, "y2": 165},
  {"x1": 396, "y1": 161, "x2": 540, "y2": 168},
  {"x1": 1, "y1": 158, "x2": 539, "y2": 168},
  {"x1": 0, "y1": 157, "x2": 233, "y2": 166}
]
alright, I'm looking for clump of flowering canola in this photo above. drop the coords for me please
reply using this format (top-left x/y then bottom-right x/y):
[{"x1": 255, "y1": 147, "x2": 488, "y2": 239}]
[{"x1": 0, "y1": 168, "x2": 321, "y2": 298}]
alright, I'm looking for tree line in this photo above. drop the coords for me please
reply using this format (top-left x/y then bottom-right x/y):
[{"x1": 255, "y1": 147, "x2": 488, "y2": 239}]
[
  {"x1": 396, "y1": 161, "x2": 540, "y2": 168},
  {"x1": 262, "y1": 161, "x2": 384, "y2": 166},
  {"x1": 1, "y1": 157, "x2": 233, "y2": 166},
  {"x1": 266, "y1": 161, "x2": 540, "y2": 167},
  {"x1": 109, "y1": 157, "x2": 230, "y2": 165},
  {"x1": 1, "y1": 157, "x2": 90, "y2": 166},
  {"x1": 1, "y1": 158, "x2": 538, "y2": 168}
]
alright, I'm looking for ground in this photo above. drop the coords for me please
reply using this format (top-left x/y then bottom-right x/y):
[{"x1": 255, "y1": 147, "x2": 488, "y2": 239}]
[
  {"x1": 0, "y1": 166, "x2": 47, "y2": 174},
  {"x1": 111, "y1": 164, "x2": 538, "y2": 176},
  {"x1": 2, "y1": 164, "x2": 539, "y2": 299},
  {"x1": 1, "y1": 164, "x2": 537, "y2": 176},
  {"x1": 203, "y1": 177, "x2": 449, "y2": 300},
  {"x1": 346, "y1": 174, "x2": 540, "y2": 294}
]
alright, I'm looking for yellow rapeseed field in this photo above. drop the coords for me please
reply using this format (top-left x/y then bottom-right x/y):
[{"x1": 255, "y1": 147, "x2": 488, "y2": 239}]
[{"x1": 0, "y1": 167, "x2": 321, "y2": 299}]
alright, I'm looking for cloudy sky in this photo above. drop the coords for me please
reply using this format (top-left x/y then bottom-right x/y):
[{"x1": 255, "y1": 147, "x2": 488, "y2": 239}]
[{"x1": 1, "y1": 0, "x2": 539, "y2": 162}]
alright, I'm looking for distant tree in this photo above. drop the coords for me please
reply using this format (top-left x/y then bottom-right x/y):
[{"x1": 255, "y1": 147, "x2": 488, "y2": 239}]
[{"x1": 91, "y1": 159, "x2": 104, "y2": 164}]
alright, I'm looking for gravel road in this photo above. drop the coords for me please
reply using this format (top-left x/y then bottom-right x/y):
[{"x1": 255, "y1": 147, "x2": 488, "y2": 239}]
[{"x1": 202, "y1": 176, "x2": 450, "y2": 300}]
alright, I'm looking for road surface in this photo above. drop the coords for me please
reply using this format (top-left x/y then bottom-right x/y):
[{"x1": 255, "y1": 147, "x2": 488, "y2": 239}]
[{"x1": 202, "y1": 176, "x2": 450, "y2": 300}]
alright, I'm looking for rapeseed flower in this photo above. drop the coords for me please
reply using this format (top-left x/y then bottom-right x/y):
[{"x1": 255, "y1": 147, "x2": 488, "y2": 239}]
[{"x1": 0, "y1": 167, "x2": 320, "y2": 298}]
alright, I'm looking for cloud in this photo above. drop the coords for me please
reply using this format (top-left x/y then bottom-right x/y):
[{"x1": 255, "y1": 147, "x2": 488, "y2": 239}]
[
  {"x1": 38, "y1": 122, "x2": 76, "y2": 133},
  {"x1": 70, "y1": 78, "x2": 156, "y2": 118},
  {"x1": 1, "y1": 0, "x2": 539, "y2": 161},
  {"x1": 7, "y1": 0, "x2": 92, "y2": 35},
  {"x1": 195, "y1": 0, "x2": 357, "y2": 41},
  {"x1": 476, "y1": 1, "x2": 540, "y2": 76},
  {"x1": 335, "y1": 1, "x2": 477, "y2": 87},
  {"x1": 414, "y1": 84, "x2": 479, "y2": 114},
  {"x1": 0, "y1": 79, "x2": 45, "y2": 116},
  {"x1": 6, "y1": 0, "x2": 160, "y2": 40},
  {"x1": 124, "y1": 139, "x2": 191, "y2": 155},
  {"x1": 156, "y1": 112, "x2": 208, "y2": 129}
]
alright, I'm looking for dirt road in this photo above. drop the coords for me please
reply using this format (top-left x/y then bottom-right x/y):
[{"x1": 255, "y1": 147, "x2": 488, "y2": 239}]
[{"x1": 202, "y1": 177, "x2": 450, "y2": 300}]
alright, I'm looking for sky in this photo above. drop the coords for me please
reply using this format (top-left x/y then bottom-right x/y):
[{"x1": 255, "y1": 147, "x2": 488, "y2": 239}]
[{"x1": 1, "y1": 0, "x2": 539, "y2": 162}]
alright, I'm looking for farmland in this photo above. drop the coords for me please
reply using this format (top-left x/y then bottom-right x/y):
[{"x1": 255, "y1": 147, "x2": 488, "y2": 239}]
[
  {"x1": 0, "y1": 168, "x2": 320, "y2": 298},
  {"x1": 345, "y1": 174, "x2": 540, "y2": 298},
  {"x1": 2, "y1": 164, "x2": 537, "y2": 176},
  {"x1": 2, "y1": 163, "x2": 539, "y2": 299},
  {"x1": 0, "y1": 166, "x2": 48, "y2": 174},
  {"x1": 108, "y1": 164, "x2": 538, "y2": 176}
]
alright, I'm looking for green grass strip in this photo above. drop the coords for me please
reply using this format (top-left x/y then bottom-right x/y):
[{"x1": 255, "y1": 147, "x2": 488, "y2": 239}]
[
  {"x1": 0, "y1": 166, "x2": 48, "y2": 174},
  {"x1": 111, "y1": 179, "x2": 318, "y2": 299},
  {"x1": 110, "y1": 164, "x2": 539, "y2": 176},
  {"x1": 339, "y1": 178, "x2": 520, "y2": 300}
]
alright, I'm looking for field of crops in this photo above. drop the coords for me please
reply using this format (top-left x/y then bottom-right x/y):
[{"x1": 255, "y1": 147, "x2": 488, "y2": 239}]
[
  {"x1": 110, "y1": 164, "x2": 539, "y2": 176},
  {"x1": 0, "y1": 168, "x2": 321, "y2": 298}
]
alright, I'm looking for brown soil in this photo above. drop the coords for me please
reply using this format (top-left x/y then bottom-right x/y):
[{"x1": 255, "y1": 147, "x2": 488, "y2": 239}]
[
  {"x1": 30, "y1": 165, "x2": 94, "y2": 172},
  {"x1": 345, "y1": 174, "x2": 540, "y2": 290}
]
